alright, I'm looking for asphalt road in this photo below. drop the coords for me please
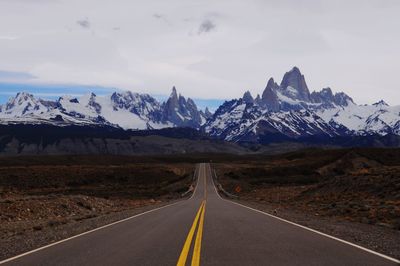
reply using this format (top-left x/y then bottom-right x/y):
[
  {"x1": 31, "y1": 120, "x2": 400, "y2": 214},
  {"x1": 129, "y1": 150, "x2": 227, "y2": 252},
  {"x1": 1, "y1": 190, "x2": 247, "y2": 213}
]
[{"x1": 1, "y1": 163, "x2": 398, "y2": 266}]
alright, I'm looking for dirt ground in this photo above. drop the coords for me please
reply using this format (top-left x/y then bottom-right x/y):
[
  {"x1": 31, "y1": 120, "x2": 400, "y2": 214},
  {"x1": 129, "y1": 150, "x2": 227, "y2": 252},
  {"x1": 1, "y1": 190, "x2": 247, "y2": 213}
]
[
  {"x1": 213, "y1": 148, "x2": 400, "y2": 259},
  {"x1": 0, "y1": 156, "x2": 194, "y2": 260}
]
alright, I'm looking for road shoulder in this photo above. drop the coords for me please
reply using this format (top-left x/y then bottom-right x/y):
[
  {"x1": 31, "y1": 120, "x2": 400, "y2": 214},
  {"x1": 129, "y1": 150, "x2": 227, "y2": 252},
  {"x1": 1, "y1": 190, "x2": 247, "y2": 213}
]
[{"x1": 230, "y1": 198, "x2": 400, "y2": 261}]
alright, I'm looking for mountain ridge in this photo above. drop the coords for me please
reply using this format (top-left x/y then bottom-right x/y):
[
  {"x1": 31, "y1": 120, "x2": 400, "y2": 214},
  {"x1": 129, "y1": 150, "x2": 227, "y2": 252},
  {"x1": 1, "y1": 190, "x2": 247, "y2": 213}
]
[
  {"x1": 1, "y1": 67, "x2": 399, "y2": 146},
  {"x1": 204, "y1": 67, "x2": 400, "y2": 143},
  {"x1": 0, "y1": 88, "x2": 208, "y2": 130}
]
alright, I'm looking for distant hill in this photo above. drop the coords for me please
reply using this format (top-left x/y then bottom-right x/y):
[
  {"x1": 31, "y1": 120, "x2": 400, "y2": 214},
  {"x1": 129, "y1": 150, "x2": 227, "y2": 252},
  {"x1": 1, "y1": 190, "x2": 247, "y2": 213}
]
[{"x1": 0, "y1": 124, "x2": 247, "y2": 155}]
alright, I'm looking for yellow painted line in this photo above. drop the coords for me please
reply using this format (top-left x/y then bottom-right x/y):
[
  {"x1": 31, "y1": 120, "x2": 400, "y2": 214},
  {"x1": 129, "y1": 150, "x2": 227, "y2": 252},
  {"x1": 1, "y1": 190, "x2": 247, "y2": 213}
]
[
  {"x1": 191, "y1": 201, "x2": 206, "y2": 266},
  {"x1": 177, "y1": 201, "x2": 204, "y2": 266},
  {"x1": 177, "y1": 164, "x2": 208, "y2": 266}
]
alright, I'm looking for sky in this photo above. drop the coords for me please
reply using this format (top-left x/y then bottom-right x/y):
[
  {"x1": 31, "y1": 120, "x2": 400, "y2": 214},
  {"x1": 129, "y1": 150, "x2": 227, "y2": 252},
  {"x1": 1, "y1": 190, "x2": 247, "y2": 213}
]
[{"x1": 0, "y1": 0, "x2": 399, "y2": 106}]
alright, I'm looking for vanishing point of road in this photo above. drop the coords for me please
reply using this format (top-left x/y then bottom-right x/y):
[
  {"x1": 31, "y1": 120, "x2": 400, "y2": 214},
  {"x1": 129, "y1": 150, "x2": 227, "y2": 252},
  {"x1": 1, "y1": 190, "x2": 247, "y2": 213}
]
[{"x1": 1, "y1": 163, "x2": 399, "y2": 266}]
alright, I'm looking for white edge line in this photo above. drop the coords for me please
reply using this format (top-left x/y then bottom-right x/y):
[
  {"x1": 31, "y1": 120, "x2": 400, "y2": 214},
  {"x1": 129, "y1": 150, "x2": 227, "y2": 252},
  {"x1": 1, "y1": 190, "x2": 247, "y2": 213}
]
[
  {"x1": 0, "y1": 164, "x2": 201, "y2": 265},
  {"x1": 208, "y1": 164, "x2": 400, "y2": 264},
  {"x1": 189, "y1": 164, "x2": 201, "y2": 200}
]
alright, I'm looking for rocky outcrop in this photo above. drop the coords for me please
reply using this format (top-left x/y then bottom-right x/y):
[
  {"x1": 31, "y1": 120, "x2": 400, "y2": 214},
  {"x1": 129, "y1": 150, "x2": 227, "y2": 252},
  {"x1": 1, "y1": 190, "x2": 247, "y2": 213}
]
[
  {"x1": 311, "y1": 88, "x2": 354, "y2": 107},
  {"x1": 161, "y1": 87, "x2": 205, "y2": 128},
  {"x1": 280, "y1": 66, "x2": 311, "y2": 102},
  {"x1": 242, "y1": 91, "x2": 254, "y2": 104},
  {"x1": 261, "y1": 78, "x2": 280, "y2": 111}
]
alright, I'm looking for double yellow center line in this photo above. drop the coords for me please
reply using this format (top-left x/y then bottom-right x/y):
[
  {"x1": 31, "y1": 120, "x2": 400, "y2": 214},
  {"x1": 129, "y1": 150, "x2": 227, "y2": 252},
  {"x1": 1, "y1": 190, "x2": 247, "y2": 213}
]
[
  {"x1": 177, "y1": 165, "x2": 207, "y2": 266},
  {"x1": 177, "y1": 200, "x2": 206, "y2": 266}
]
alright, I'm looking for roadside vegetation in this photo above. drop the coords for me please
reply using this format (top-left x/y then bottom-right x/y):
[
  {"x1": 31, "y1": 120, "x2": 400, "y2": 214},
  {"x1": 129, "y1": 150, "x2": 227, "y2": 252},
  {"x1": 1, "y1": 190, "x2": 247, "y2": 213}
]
[
  {"x1": 214, "y1": 148, "x2": 400, "y2": 229},
  {"x1": 0, "y1": 156, "x2": 194, "y2": 260}
]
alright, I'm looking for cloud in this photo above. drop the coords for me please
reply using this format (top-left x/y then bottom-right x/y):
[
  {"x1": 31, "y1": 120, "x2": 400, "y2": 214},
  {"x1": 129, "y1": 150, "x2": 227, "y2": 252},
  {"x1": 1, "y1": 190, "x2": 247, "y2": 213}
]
[
  {"x1": 152, "y1": 13, "x2": 171, "y2": 26},
  {"x1": 0, "y1": 70, "x2": 36, "y2": 82},
  {"x1": 0, "y1": 0, "x2": 399, "y2": 104},
  {"x1": 153, "y1": 13, "x2": 164, "y2": 19},
  {"x1": 0, "y1": 84, "x2": 119, "y2": 104},
  {"x1": 0, "y1": 36, "x2": 18, "y2": 40},
  {"x1": 76, "y1": 18, "x2": 90, "y2": 29},
  {"x1": 198, "y1": 19, "x2": 216, "y2": 34}
]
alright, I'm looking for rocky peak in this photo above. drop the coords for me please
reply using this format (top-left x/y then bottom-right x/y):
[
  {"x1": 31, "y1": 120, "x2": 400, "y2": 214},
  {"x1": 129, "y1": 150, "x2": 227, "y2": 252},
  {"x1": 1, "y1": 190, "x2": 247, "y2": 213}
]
[
  {"x1": 15, "y1": 91, "x2": 33, "y2": 99},
  {"x1": 9, "y1": 92, "x2": 36, "y2": 106},
  {"x1": 204, "y1": 107, "x2": 212, "y2": 117},
  {"x1": 178, "y1": 94, "x2": 188, "y2": 112},
  {"x1": 187, "y1": 97, "x2": 196, "y2": 106},
  {"x1": 69, "y1": 98, "x2": 79, "y2": 104},
  {"x1": 261, "y1": 78, "x2": 280, "y2": 111},
  {"x1": 85, "y1": 93, "x2": 101, "y2": 114},
  {"x1": 264, "y1": 77, "x2": 279, "y2": 91},
  {"x1": 199, "y1": 106, "x2": 213, "y2": 122},
  {"x1": 373, "y1": 100, "x2": 389, "y2": 107},
  {"x1": 311, "y1": 88, "x2": 354, "y2": 107},
  {"x1": 280, "y1": 66, "x2": 311, "y2": 102},
  {"x1": 162, "y1": 87, "x2": 203, "y2": 128},
  {"x1": 242, "y1": 91, "x2": 254, "y2": 104},
  {"x1": 87, "y1": 91, "x2": 161, "y2": 123},
  {"x1": 310, "y1": 87, "x2": 335, "y2": 104},
  {"x1": 7, "y1": 92, "x2": 33, "y2": 106},
  {"x1": 185, "y1": 97, "x2": 196, "y2": 115},
  {"x1": 111, "y1": 91, "x2": 143, "y2": 105},
  {"x1": 170, "y1": 86, "x2": 178, "y2": 100},
  {"x1": 334, "y1": 92, "x2": 354, "y2": 107},
  {"x1": 3, "y1": 91, "x2": 49, "y2": 115},
  {"x1": 321, "y1": 87, "x2": 334, "y2": 97}
]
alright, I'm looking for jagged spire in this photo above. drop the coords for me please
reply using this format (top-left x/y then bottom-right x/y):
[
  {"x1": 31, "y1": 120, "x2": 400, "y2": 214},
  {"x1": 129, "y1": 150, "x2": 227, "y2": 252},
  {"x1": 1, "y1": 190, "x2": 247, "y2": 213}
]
[
  {"x1": 170, "y1": 86, "x2": 178, "y2": 99},
  {"x1": 261, "y1": 77, "x2": 280, "y2": 111},
  {"x1": 162, "y1": 87, "x2": 203, "y2": 128},
  {"x1": 242, "y1": 90, "x2": 254, "y2": 104},
  {"x1": 262, "y1": 78, "x2": 279, "y2": 98},
  {"x1": 280, "y1": 66, "x2": 311, "y2": 102},
  {"x1": 205, "y1": 107, "x2": 212, "y2": 116},
  {"x1": 310, "y1": 87, "x2": 354, "y2": 107}
]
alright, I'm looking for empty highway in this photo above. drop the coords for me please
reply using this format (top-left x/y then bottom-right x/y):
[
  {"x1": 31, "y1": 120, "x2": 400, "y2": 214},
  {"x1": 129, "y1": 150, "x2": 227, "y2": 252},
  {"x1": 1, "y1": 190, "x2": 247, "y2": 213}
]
[{"x1": 1, "y1": 163, "x2": 398, "y2": 266}]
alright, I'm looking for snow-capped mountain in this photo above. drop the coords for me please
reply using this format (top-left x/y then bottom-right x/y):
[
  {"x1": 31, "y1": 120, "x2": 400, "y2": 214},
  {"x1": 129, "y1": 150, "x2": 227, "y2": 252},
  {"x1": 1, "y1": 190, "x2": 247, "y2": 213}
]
[
  {"x1": 161, "y1": 87, "x2": 211, "y2": 128},
  {"x1": 204, "y1": 67, "x2": 400, "y2": 143},
  {"x1": 1, "y1": 67, "x2": 399, "y2": 145},
  {"x1": 316, "y1": 100, "x2": 400, "y2": 136},
  {"x1": 0, "y1": 88, "x2": 208, "y2": 130}
]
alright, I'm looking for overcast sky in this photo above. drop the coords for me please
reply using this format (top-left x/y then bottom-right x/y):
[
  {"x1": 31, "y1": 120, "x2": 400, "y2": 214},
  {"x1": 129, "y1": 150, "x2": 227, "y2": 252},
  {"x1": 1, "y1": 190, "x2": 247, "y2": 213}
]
[{"x1": 0, "y1": 0, "x2": 399, "y2": 105}]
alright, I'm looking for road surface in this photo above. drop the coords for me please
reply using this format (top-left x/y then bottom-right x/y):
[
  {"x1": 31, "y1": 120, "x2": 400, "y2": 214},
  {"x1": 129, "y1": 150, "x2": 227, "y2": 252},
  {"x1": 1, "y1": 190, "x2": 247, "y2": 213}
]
[{"x1": 1, "y1": 163, "x2": 398, "y2": 266}]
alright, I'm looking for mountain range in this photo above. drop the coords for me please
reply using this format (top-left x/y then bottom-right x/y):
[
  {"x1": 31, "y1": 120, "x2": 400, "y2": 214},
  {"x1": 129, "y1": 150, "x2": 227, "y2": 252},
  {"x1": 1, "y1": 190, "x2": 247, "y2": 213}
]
[
  {"x1": 1, "y1": 67, "x2": 399, "y2": 146},
  {"x1": 205, "y1": 67, "x2": 400, "y2": 143},
  {"x1": 0, "y1": 87, "x2": 211, "y2": 130}
]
